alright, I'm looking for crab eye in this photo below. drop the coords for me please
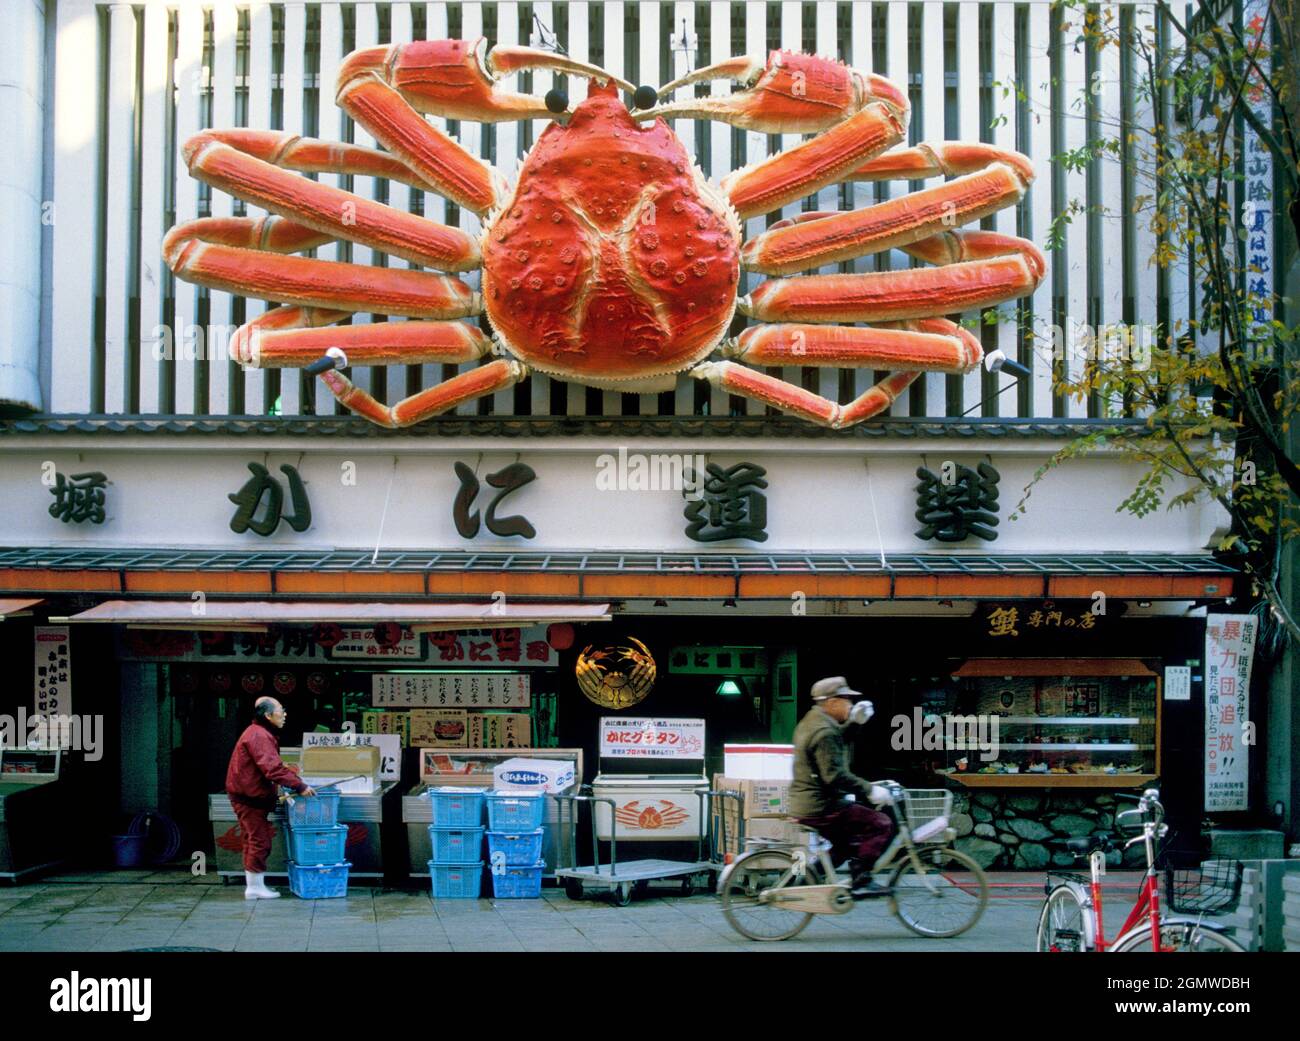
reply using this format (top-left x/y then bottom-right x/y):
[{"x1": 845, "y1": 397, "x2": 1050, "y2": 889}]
[
  {"x1": 544, "y1": 89, "x2": 568, "y2": 114},
  {"x1": 632, "y1": 84, "x2": 658, "y2": 110}
]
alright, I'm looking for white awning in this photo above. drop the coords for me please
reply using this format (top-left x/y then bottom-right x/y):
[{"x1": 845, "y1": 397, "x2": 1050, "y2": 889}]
[
  {"x1": 0, "y1": 598, "x2": 44, "y2": 620},
  {"x1": 52, "y1": 600, "x2": 611, "y2": 631}
]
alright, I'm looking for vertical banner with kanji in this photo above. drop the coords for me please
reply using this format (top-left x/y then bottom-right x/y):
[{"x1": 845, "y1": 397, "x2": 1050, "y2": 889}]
[
  {"x1": 34, "y1": 626, "x2": 72, "y2": 723},
  {"x1": 1241, "y1": 0, "x2": 1274, "y2": 349},
  {"x1": 1204, "y1": 614, "x2": 1256, "y2": 812}
]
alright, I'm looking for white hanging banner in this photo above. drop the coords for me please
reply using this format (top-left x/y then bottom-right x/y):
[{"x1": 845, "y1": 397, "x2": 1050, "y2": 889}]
[
  {"x1": 34, "y1": 626, "x2": 72, "y2": 724},
  {"x1": 1204, "y1": 615, "x2": 1256, "y2": 812}
]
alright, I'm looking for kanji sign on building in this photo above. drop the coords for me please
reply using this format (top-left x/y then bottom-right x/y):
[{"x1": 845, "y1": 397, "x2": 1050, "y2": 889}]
[
  {"x1": 1204, "y1": 614, "x2": 1256, "y2": 813},
  {"x1": 599, "y1": 718, "x2": 705, "y2": 759},
  {"x1": 331, "y1": 625, "x2": 421, "y2": 659},
  {"x1": 372, "y1": 672, "x2": 530, "y2": 708},
  {"x1": 425, "y1": 628, "x2": 557, "y2": 666}
]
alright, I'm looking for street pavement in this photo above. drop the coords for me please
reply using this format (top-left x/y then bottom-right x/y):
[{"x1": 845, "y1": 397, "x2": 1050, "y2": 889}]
[{"x1": 0, "y1": 869, "x2": 1161, "y2": 952}]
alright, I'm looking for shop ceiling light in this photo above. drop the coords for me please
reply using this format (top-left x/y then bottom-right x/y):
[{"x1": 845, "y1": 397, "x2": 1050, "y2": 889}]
[{"x1": 716, "y1": 679, "x2": 743, "y2": 697}]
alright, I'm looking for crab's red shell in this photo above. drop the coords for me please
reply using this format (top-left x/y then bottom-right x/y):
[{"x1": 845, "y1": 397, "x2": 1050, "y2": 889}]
[{"x1": 482, "y1": 82, "x2": 741, "y2": 390}]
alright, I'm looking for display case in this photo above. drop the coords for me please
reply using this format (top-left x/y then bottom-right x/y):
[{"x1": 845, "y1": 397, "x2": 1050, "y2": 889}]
[{"x1": 937, "y1": 658, "x2": 1161, "y2": 788}]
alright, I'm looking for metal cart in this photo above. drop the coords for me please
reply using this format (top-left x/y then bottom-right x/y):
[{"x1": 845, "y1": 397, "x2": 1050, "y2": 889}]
[{"x1": 555, "y1": 787, "x2": 742, "y2": 905}]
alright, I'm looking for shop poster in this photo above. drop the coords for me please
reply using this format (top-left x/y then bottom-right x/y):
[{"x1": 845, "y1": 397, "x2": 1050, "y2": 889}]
[
  {"x1": 600, "y1": 718, "x2": 705, "y2": 759},
  {"x1": 1204, "y1": 614, "x2": 1256, "y2": 812}
]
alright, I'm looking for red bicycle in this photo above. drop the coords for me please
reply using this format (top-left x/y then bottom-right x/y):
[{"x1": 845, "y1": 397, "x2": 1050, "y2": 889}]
[{"x1": 1035, "y1": 788, "x2": 1245, "y2": 952}]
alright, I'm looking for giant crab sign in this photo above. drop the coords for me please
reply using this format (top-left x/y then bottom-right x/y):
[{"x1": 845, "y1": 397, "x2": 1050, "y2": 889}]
[{"x1": 164, "y1": 41, "x2": 1044, "y2": 429}]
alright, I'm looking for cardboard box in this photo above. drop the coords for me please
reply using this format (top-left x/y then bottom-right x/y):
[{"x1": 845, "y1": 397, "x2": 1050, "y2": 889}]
[
  {"x1": 723, "y1": 744, "x2": 794, "y2": 780},
  {"x1": 493, "y1": 757, "x2": 575, "y2": 794},
  {"x1": 711, "y1": 810, "x2": 812, "y2": 858},
  {"x1": 300, "y1": 744, "x2": 380, "y2": 782},
  {"x1": 409, "y1": 709, "x2": 468, "y2": 748},
  {"x1": 467, "y1": 712, "x2": 532, "y2": 749},
  {"x1": 713, "y1": 775, "x2": 791, "y2": 818}
]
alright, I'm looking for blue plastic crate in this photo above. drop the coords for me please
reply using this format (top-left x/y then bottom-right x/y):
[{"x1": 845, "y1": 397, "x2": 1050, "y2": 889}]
[
  {"x1": 428, "y1": 825, "x2": 484, "y2": 863},
  {"x1": 490, "y1": 861, "x2": 545, "y2": 899},
  {"x1": 426, "y1": 787, "x2": 488, "y2": 828},
  {"x1": 485, "y1": 791, "x2": 545, "y2": 831},
  {"x1": 487, "y1": 829, "x2": 544, "y2": 866},
  {"x1": 288, "y1": 861, "x2": 350, "y2": 899},
  {"x1": 286, "y1": 824, "x2": 347, "y2": 865},
  {"x1": 429, "y1": 860, "x2": 482, "y2": 899},
  {"x1": 284, "y1": 788, "x2": 341, "y2": 829}
]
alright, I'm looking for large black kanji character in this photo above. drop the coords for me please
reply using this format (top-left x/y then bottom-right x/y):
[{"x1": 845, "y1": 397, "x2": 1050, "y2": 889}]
[
  {"x1": 229, "y1": 463, "x2": 311, "y2": 536},
  {"x1": 914, "y1": 461, "x2": 1001, "y2": 542},
  {"x1": 683, "y1": 462, "x2": 768, "y2": 543},
  {"x1": 49, "y1": 471, "x2": 108, "y2": 524},
  {"x1": 453, "y1": 461, "x2": 537, "y2": 539}
]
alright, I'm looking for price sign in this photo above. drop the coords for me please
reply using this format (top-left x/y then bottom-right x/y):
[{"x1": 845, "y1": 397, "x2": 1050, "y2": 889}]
[{"x1": 372, "y1": 673, "x2": 530, "y2": 708}]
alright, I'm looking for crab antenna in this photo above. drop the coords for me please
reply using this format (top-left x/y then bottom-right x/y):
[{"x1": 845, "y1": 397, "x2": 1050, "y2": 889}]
[
  {"x1": 488, "y1": 46, "x2": 637, "y2": 95},
  {"x1": 657, "y1": 56, "x2": 765, "y2": 98}
]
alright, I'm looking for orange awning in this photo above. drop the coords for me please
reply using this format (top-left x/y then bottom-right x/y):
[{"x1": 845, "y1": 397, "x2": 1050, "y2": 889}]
[
  {"x1": 52, "y1": 600, "x2": 611, "y2": 631},
  {"x1": 0, "y1": 598, "x2": 43, "y2": 620},
  {"x1": 952, "y1": 658, "x2": 1157, "y2": 678}
]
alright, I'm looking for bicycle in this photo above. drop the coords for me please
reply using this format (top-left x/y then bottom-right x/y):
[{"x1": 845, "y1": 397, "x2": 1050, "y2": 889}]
[
  {"x1": 718, "y1": 781, "x2": 989, "y2": 942},
  {"x1": 1035, "y1": 787, "x2": 1245, "y2": 953}
]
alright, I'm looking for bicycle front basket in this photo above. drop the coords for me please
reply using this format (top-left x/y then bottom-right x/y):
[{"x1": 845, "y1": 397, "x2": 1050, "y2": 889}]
[
  {"x1": 900, "y1": 789, "x2": 953, "y2": 831},
  {"x1": 1164, "y1": 858, "x2": 1242, "y2": 915}
]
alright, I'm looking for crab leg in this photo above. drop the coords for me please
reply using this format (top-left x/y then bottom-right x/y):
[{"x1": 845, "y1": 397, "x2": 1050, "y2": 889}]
[
  {"x1": 721, "y1": 104, "x2": 905, "y2": 220},
  {"x1": 691, "y1": 361, "x2": 919, "y2": 429},
  {"x1": 741, "y1": 232, "x2": 1046, "y2": 323},
  {"x1": 181, "y1": 131, "x2": 480, "y2": 270},
  {"x1": 723, "y1": 319, "x2": 983, "y2": 371},
  {"x1": 848, "y1": 142, "x2": 1035, "y2": 184},
  {"x1": 229, "y1": 305, "x2": 493, "y2": 369},
  {"x1": 640, "y1": 50, "x2": 909, "y2": 133},
  {"x1": 741, "y1": 161, "x2": 1031, "y2": 275},
  {"x1": 164, "y1": 222, "x2": 481, "y2": 319},
  {"x1": 321, "y1": 359, "x2": 527, "y2": 429}
]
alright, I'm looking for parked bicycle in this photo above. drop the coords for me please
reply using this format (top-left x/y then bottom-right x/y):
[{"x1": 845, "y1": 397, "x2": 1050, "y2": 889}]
[
  {"x1": 718, "y1": 781, "x2": 988, "y2": 941},
  {"x1": 1035, "y1": 787, "x2": 1245, "y2": 953}
]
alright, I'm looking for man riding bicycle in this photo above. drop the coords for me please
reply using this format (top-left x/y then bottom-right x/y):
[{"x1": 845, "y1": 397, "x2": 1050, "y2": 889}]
[{"x1": 790, "y1": 676, "x2": 897, "y2": 900}]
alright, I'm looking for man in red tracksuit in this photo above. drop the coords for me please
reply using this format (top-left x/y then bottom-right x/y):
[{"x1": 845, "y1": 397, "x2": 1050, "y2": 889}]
[{"x1": 225, "y1": 696, "x2": 314, "y2": 899}]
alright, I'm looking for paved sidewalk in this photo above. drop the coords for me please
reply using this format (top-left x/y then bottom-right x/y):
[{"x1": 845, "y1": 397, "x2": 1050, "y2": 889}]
[{"x1": 0, "y1": 870, "x2": 1149, "y2": 952}]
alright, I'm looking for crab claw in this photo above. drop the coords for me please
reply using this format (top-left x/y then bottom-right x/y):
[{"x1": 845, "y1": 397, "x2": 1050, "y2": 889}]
[
  {"x1": 487, "y1": 45, "x2": 636, "y2": 96},
  {"x1": 340, "y1": 38, "x2": 632, "y2": 124},
  {"x1": 634, "y1": 51, "x2": 909, "y2": 134}
]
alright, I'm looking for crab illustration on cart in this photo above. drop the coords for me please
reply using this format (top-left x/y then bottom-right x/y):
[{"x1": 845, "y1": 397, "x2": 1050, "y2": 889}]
[
  {"x1": 165, "y1": 39, "x2": 1043, "y2": 428},
  {"x1": 612, "y1": 799, "x2": 692, "y2": 832}
]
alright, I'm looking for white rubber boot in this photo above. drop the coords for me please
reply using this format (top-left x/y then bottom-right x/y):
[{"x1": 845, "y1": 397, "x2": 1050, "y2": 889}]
[{"x1": 244, "y1": 871, "x2": 281, "y2": 899}]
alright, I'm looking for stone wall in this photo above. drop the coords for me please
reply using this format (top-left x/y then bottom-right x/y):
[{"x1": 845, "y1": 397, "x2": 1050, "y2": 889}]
[{"x1": 949, "y1": 789, "x2": 1148, "y2": 870}]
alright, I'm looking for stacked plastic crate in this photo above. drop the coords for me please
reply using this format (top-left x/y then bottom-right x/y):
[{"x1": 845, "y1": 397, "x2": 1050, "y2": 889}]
[
  {"x1": 283, "y1": 788, "x2": 350, "y2": 898},
  {"x1": 427, "y1": 787, "x2": 486, "y2": 899},
  {"x1": 485, "y1": 791, "x2": 546, "y2": 899}
]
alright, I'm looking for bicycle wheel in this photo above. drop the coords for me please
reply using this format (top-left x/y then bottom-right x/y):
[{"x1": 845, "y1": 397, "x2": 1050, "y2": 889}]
[
  {"x1": 719, "y1": 848, "x2": 816, "y2": 942},
  {"x1": 1036, "y1": 885, "x2": 1089, "y2": 952},
  {"x1": 888, "y1": 846, "x2": 989, "y2": 938},
  {"x1": 1111, "y1": 920, "x2": 1246, "y2": 952}
]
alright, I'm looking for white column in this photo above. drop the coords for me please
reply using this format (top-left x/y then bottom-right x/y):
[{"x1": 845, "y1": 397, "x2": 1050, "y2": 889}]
[{"x1": 1, "y1": 0, "x2": 47, "y2": 413}]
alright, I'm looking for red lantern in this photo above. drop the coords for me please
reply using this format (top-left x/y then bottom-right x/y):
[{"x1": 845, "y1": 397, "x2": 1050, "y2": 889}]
[
  {"x1": 273, "y1": 671, "x2": 296, "y2": 696},
  {"x1": 241, "y1": 673, "x2": 265, "y2": 694},
  {"x1": 547, "y1": 623, "x2": 575, "y2": 651}
]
